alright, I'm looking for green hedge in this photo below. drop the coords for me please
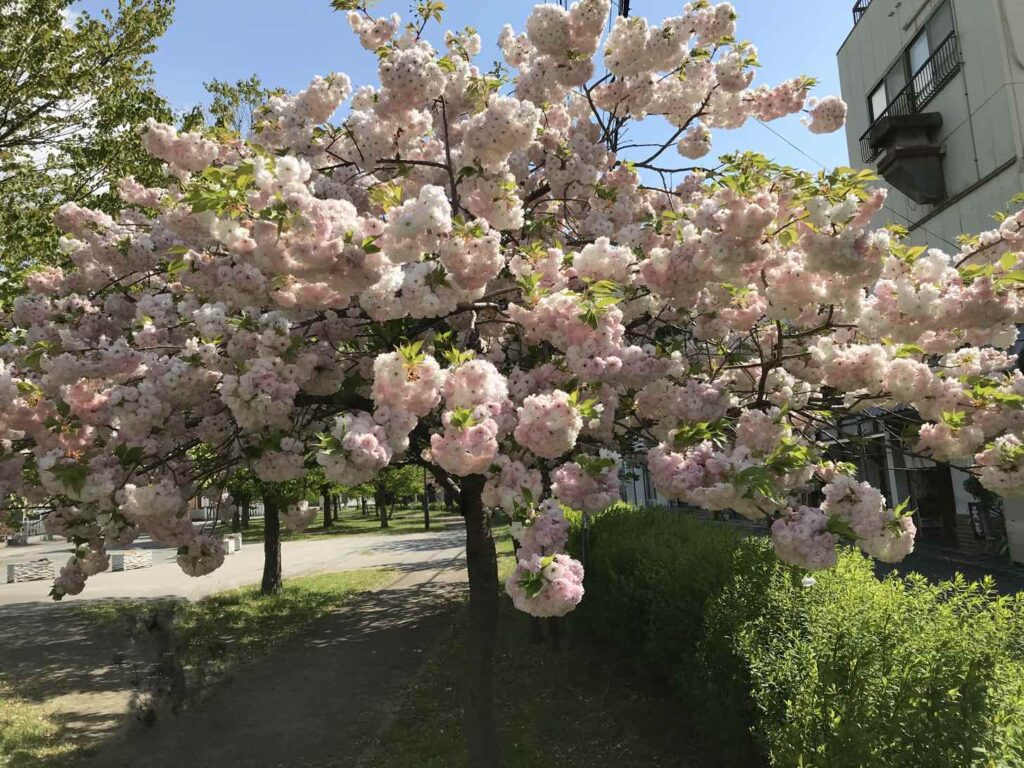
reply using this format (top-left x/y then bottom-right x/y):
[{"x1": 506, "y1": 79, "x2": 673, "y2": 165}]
[{"x1": 568, "y1": 504, "x2": 1024, "y2": 767}]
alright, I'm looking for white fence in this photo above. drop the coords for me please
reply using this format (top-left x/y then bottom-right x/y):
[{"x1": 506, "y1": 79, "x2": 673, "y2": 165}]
[
  {"x1": 192, "y1": 502, "x2": 265, "y2": 522},
  {"x1": 18, "y1": 516, "x2": 46, "y2": 537}
]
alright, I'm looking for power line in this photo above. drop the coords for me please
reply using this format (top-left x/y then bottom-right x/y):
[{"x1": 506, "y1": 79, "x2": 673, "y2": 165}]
[{"x1": 754, "y1": 118, "x2": 962, "y2": 251}]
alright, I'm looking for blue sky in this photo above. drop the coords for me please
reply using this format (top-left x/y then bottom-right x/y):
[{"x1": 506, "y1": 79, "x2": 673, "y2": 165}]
[{"x1": 75, "y1": 0, "x2": 857, "y2": 171}]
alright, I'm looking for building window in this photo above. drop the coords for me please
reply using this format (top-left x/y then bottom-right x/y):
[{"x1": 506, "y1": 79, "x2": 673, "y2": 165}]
[
  {"x1": 865, "y1": 0, "x2": 955, "y2": 122},
  {"x1": 859, "y1": 0, "x2": 961, "y2": 163},
  {"x1": 869, "y1": 84, "x2": 887, "y2": 121},
  {"x1": 869, "y1": 60, "x2": 909, "y2": 121},
  {"x1": 908, "y1": 31, "x2": 931, "y2": 77}
]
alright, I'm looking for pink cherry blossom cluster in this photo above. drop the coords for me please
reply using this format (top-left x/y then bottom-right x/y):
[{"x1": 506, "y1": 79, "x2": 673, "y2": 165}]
[
  {"x1": 372, "y1": 351, "x2": 445, "y2": 417},
  {"x1": 505, "y1": 553, "x2": 585, "y2": 618},
  {"x1": 482, "y1": 455, "x2": 542, "y2": 514},
  {"x1": 551, "y1": 450, "x2": 622, "y2": 513},
  {"x1": 443, "y1": 359, "x2": 509, "y2": 410},
  {"x1": 803, "y1": 96, "x2": 848, "y2": 135},
  {"x1": 254, "y1": 438, "x2": 307, "y2": 482},
  {"x1": 140, "y1": 118, "x2": 220, "y2": 173},
  {"x1": 512, "y1": 499, "x2": 571, "y2": 558},
  {"x1": 281, "y1": 500, "x2": 317, "y2": 532},
  {"x1": 821, "y1": 476, "x2": 916, "y2": 563},
  {"x1": 514, "y1": 390, "x2": 584, "y2": 459},
  {"x1": 177, "y1": 534, "x2": 227, "y2": 577},
  {"x1": 771, "y1": 505, "x2": 838, "y2": 571},
  {"x1": 976, "y1": 435, "x2": 1024, "y2": 496},
  {"x1": 317, "y1": 411, "x2": 393, "y2": 485},
  {"x1": 430, "y1": 407, "x2": 500, "y2": 477}
]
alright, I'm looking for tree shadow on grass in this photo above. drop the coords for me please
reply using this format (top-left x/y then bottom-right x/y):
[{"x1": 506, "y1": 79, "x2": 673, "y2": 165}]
[{"x1": 71, "y1": 580, "x2": 466, "y2": 768}]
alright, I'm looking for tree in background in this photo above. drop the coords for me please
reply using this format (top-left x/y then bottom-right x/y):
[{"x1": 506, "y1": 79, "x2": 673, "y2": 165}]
[
  {"x1": 224, "y1": 467, "x2": 259, "y2": 531},
  {"x1": 201, "y1": 75, "x2": 282, "y2": 137},
  {"x1": 375, "y1": 465, "x2": 426, "y2": 528},
  {"x1": 6, "y1": 1, "x2": 1024, "y2": 764},
  {"x1": 337, "y1": 465, "x2": 426, "y2": 528},
  {"x1": 0, "y1": 0, "x2": 174, "y2": 307}
]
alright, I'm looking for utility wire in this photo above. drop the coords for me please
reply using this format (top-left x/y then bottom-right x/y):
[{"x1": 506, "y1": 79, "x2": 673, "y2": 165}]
[{"x1": 754, "y1": 118, "x2": 962, "y2": 251}]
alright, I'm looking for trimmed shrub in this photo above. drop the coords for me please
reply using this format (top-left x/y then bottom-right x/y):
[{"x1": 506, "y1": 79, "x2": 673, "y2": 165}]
[{"x1": 570, "y1": 505, "x2": 1024, "y2": 768}]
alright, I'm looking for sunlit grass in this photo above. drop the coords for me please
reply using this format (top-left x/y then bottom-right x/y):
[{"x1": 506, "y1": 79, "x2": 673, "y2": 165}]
[
  {"x1": 0, "y1": 682, "x2": 75, "y2": 767},
  {"x1": 235, "y1": 505, "x2": 459, "y2": 543}
]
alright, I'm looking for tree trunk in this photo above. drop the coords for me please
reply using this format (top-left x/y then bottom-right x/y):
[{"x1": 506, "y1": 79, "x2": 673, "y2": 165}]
[
  {"x1": 361, "y1": 497, "x2": 367, "y2": 517},
  {"x1": 322, "y1": 486, "x2": 333, "y2": 528},
  {"x1": 461, "y1": 474, "x2": 499, "y2": 767},
  {"x1": 241, "y1": 501, "x2": 250, "y2": 529},
  {"x1": 261, "y1": 494, "x2": 282, "y2": 595},
  {"x1": 231, "y1": 508, "x2": 241, "y2": 534},
  {"x1": 376, "y1": 490, "x2": 388, "y2": 529}
]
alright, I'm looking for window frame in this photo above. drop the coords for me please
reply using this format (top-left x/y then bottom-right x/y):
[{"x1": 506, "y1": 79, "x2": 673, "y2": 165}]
[{"x1": 864, "y1": 0, "x2": 955, "y2": 123}]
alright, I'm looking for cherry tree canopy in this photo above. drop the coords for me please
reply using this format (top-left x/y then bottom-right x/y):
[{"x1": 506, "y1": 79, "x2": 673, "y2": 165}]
[{"x1": 2, "y1": 0, "x2": 1024, "y2": 615}]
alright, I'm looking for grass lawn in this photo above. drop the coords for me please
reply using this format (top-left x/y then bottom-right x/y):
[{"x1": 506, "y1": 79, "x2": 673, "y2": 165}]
[
  {"x1": 75, "y1": 568, "x2": 397, "y2": 704},
  {"x1": 0, "y1": 683, "x2": 75, "y2": 767},
  {"x1": 235, "y1": 505, "x2": 460, "y2": 543}
]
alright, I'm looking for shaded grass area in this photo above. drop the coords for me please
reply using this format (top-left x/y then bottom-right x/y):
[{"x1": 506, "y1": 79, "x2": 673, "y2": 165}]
[
  {"x1": 365, "y1": 522, "x2": 709, "y2": 767},
  {"x1": 365, "y1": 599, "x2": 714, "y2": 768},
  {"x1": 236, "y1": 505, "x2": 459, "y2": 543},
  {"x1": 74, "y1": 568, "x2": 397, "y2": 703},
  {"x1": 0, "y1": 683, "x2": 74, "y2": 767}
]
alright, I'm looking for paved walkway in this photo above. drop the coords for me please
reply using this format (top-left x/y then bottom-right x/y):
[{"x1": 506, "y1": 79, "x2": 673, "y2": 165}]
[
  {"x1": 0, "y1": 521, "x2": 464, "y2": 605},
  {"x1": 875, "y1": 544, "x2": 1024, "y2": 594},
  {"x1": 0, "y1": 526, "x2": 468, "y2": 766}
]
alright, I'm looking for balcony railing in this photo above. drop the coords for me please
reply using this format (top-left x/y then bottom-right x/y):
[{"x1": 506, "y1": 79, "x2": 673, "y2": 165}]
[
  {"x1": 859, "y1": 31, "x2": 961, "y2": 163},
  {"x1": 853, "y1": 0, "x2": 872, "y2": 24}
]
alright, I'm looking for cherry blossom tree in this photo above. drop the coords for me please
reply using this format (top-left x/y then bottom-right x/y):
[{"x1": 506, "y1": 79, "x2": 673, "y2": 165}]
[{"x1": 3, "y1": 0, "x2": 1024, "y2": 763}]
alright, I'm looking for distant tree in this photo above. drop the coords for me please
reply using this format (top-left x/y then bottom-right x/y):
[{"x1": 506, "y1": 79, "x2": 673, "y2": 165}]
[
  {"x1": 203, "y1": 75, "x2": 282, "y2": 137},
  {"x1": 224, "y1": 468, "x2": 259, "y2": 531},
  {"x1": 0, "y1": 0, "x2": 174, "y2": 307},
  {"x1": 340, "y1": 466, "x2": 425, "y2": 528}
]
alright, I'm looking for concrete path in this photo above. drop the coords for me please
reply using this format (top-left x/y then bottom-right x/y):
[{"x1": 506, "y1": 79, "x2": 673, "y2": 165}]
[
  {"x1": 0, "y1": 520, "x2": 465, "y2": 605},
  {"x1": 874, "y1": 544, "x2": 1024, "y2": 594},
  {"x1": 0, "y1": 525, "x2": 468, "y2": 765}
]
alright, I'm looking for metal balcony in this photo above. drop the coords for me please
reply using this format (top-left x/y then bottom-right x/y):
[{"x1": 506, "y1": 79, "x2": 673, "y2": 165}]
[
  {"x1": 853, "y1": 0, "x2": 872, "y2": 24},
  {"x1": 859, "y1": 32, "x2": 961, "y2": 163}
]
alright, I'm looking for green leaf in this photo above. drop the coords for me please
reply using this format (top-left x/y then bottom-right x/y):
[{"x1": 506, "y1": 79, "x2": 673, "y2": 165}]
[
  {"x1": 397, "y1": 340, "x2": 426, "y2": 366},
  {"x1": 894, "y1": 343, "x2": 925, "y2": 358},
  {"x1": 443, "y1": 348, "x2": 475, "y2": 366},
  {"x1": 449, "y1": 407, "x2": 477, "y2": 429},
  {"x1": 825, "y1": 515, "x2": 858, "y2": 540},
  {"x1": 49, "y1": 462, "x2": 89, "y2": 497},
  {"x1": 166, "y1": 257, "x2": 189, "y2": 277},
  {"x1": 672, "y1": 419, "x2": 729, "y2": 450},
  {"x1": 114, "y1": 444, "x2": 145, "y2": 467}
]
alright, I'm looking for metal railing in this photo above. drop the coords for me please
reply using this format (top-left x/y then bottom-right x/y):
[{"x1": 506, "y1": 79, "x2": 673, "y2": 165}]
[
  {"x1": 193, "y1": 501, "x2": 265, "y2": 522},
  {"x1": 859, "y1": 32, "x2": 961, "y2": 163},
  {"x1": 853, "y1": 0, "x2": 872, "y2": 24},
  {"x1": 18, "y1": 517, "x2": 46, "y2": 537}
]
